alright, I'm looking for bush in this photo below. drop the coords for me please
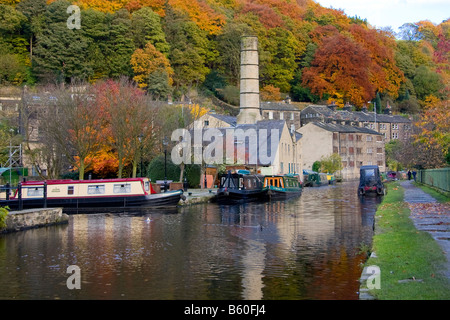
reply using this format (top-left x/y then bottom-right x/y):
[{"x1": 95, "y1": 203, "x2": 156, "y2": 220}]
[
  {"x1": 147, "y1": 154, "x2": 180, "y2": 182},
  {"x1": 0, "y1": 207, "x2": 9, "y2": 229}
]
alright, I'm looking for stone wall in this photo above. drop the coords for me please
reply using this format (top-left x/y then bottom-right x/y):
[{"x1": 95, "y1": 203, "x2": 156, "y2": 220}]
[{"x1": 1, "y1": 208, "x2": 69, "y2": 233}]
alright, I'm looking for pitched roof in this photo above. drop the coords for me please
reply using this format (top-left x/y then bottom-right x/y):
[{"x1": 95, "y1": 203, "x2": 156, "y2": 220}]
[
  {"x1": 301, "y1": 105, "x2": 411, "y2": 123},
  {"x1": 208, "y1": 113, "x2": 237, "y2": 127},
  {"x1": 310, "y1": 122, "x2": 382, "y2": 135},
  {"x1": 260, "y1": 101, "x2": 300, "y2": 111}
]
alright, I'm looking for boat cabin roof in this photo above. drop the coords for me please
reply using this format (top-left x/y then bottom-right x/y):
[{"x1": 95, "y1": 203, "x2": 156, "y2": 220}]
[{"x1": 21, "y1": 178, "x2": 148, "y2": 186}]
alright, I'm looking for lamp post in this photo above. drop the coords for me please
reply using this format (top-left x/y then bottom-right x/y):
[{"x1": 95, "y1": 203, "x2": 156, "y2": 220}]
[
  {"x1": 163, "y1": 136, "x2": 168, "y2": 192},
  {"x1": 138, "y1": 133, "x2": 144, "y2": 177}
]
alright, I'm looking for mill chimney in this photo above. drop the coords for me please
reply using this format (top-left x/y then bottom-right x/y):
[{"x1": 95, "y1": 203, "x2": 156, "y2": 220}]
[{"x1": 237, "y1": 36, "x2": 262, "y2": 125}]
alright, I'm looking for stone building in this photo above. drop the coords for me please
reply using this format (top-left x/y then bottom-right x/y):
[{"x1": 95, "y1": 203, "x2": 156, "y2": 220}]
[
  {"x1": 300, "y1": 104, "x2": 412, "y2": 143},
  {"x1": 260, "y1": 99, "x2": 302, "y2": 132},
  {"x1": 297, "y1": 122, "x2": 385, "y2": 180}
]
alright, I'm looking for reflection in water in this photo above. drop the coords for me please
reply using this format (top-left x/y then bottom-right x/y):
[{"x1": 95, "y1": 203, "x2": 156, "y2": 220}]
[{"x1": 0, "y1": 181, "x2": 379, "y2": 300}]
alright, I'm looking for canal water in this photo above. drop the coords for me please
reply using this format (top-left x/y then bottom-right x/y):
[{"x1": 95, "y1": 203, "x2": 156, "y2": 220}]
[{"x1": 0, "y1": 181, "x2": 380, "y2": 300}]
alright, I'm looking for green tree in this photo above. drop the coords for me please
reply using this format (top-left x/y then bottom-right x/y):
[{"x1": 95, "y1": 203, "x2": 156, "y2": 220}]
[
  {"x1": 81, "y1": 9, "x2": 110, "y2": 81},
  {"x1": 412, "y1": 65, "x2": 443, "y2": 100},
  {"x1": 0, "y1": 53, "x2": 26, "y2": 84},
  {"x1": 215, "y1": 21, "x2": 252, "y2": 85},
  {"x1": 147, "y1": 69, "x2": 172, "y2": 100},
  {"x1": 260, "y1": 28, "x2": 303, "y2": 92},
  {"x1": 320, "y1": 153, "x2": 343, "y2": 174},
  {"x1": 131, "y1": 6, "x2": 169, "y2": 53},
  {"x1": 33, "y1": 1, "x2": 92, "y2": 82},
  {"x1": 163, "y1": 6, "x2": 215, "y2": 93},
  {"x1": 103, "y1": 9, "x2": 135, "y2": 78}
]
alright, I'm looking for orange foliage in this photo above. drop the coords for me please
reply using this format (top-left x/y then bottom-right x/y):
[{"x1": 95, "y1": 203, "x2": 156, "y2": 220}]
[
  {"x1": 349, "y1": 24, "x2": 404, "y2": 99},
  {"x1": 130, "y1": 42, "x2": 173, "y2": 88},
  {"x1": 168, "y1": 0, "x2": 226, "y2": 35},
  {"x1": 260, "y1": 85, "x2": 281, "y2": 101},
  {"x1": 240, "y1": 1, "x2": 284, "y2": 29},
  {"x1": 302, "y1": 33, "x2": 374, "y2": 107},
  {"x1": 85, "y1": 146, "x2": 120, "y2": 178}
]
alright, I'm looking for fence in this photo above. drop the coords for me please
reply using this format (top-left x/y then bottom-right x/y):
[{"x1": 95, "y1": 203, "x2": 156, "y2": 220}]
[{"x1": 417, "y1": 168, "x2": 450, "y2": 192}]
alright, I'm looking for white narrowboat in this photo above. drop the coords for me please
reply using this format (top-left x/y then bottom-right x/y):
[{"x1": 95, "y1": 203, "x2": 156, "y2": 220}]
[{"x1": 2, "y1": 178, "x2": 184, "y2": 209}]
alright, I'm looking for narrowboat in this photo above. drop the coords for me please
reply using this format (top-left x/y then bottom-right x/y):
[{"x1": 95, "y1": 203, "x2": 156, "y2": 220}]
[
  {"x1": 358, "y1": 165, "x2": 386, "y2": 196},
  {"x1": 216, "y1": 170, "x2": 267, "y2": 203},
  {"x1": 302, "y1": 170, "x2": 326, "y2": 187},
  {"x1": 1, "y1": 177, "x2": 185, "y2": 209},
  {"x1": 264, "y1": 174, "x2": 302, "y2": 200}
]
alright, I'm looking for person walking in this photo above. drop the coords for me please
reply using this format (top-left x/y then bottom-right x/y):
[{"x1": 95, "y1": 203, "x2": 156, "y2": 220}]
[
  {"x1": 412, "y1": 170, "x2": 417, "y2": 182},
  {"x1": 407, "y1": 170, "x2": 412, "y2": 180}
]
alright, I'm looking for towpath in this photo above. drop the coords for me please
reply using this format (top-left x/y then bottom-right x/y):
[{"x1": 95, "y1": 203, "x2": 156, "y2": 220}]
[{"x1": 401, "y1": 180, "x2": 450, "y2": 279}]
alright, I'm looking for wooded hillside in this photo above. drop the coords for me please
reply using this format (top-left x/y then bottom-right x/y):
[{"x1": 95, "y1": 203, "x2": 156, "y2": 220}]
[{"x1": 0, "y1": 0, "x2": 448, "y2": 112}]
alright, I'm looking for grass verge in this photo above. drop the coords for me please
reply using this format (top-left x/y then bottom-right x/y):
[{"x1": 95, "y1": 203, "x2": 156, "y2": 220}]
[
  {"x1": 363, "y1": 181, "x2": 450, "y2": 299},
  {"x1": 413, "y1": 182, "x2": 450, "y2": 203}
]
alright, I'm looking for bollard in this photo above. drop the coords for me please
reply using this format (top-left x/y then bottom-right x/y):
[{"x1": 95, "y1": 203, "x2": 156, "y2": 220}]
[
  {"x1": 43, "y1": 181, "x2": 47, "y2": 208},
  {"x1": 5, "y1": 183, "x2": 10, "y2": 201},
  {"x1": 18, "y1": 183, "x2": 23, "y2": 211}
]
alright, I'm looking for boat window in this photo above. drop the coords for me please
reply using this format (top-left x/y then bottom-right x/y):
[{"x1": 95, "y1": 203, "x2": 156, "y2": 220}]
[
  {"x1": 113, "y1": 184, "x2": 131, "y2": 194},
  {"x1": 247, "y1": 179, "x2": 252, "y2": 188},
  {"x1": 67, "y1": 186, "x2": 74, "y2": 195},
  {"x1": 88, "y1": 185, "x2": 105, "y2": 195},
  {"x1": 239, "y1": 178, "x2": 243, "y2": 188},
  {"x1": 27, "y1": 187, "x2": 43, "y2": 197},
  {"x1": 144, "y1": 181, "x2": 150, "y2": 192}
]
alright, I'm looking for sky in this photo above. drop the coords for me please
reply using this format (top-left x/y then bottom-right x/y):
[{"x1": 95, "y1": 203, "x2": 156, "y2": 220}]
[{"x1": 315, "y1": 0, "x2": 450, "y2": 33}]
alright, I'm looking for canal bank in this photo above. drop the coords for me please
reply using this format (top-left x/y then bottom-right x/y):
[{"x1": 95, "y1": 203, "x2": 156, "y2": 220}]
[
  {"x1": 179, "y1": 188, "x2": 217, "y2": 206},
  {"x1": 0, "y1": 207, "x2": 69, "y2": 234},
  {"x1": 360, "y1": 180, "x2": 450, "y2": 300}
]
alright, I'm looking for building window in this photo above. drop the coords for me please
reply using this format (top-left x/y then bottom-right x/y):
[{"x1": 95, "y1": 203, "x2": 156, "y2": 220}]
[
  {"x1": 269, "y1": 111, "x2": 273, "y2": 120},
  {"x1": 356, "y1": 135, "x2": 362, "y2": 141},
  {"x1": 290, "y1": 112, "x2": 294, "y2": 120},
  {"x1": 367, "y1": 148, "x2": 373, "y2": 154},
  {"x1": 366, "y1": 135, "x2": 372, "y2": 141},
  {"x1": 377, "y1": 136, "x2": 382, "y2": 142},
  {"x1": 280, "y1": 112, "x2": 284, "y2": 120},
  {"x1": 349, "y1": 147, "x2": 354, "y2": 154},
  {"x1": 356, "y1": 148, "x2": 362, "y2": 154},
  {"x1": 392, "y1": 132, "x2": 398, "y2": 139},
  {"x1": 392, "y1": 123, "x2": 398, "y2": 130},
  {"x1": 333, "y1": 133, "x2": 338, "y2": 140},
  {"x1": 377, "y1": 148, "x2": 383, "y2": 154},
  {"x1": 204, "y1": 120, "x2": 209, "y2": 126}
]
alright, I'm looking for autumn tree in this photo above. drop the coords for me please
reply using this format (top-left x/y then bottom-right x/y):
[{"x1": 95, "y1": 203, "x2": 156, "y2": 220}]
[
  {"x1": 43, "y1": 83, "x2": 102, "y2": 180},
  {"x1": 413, "y1": 96, "x2": 450, "y2": 167},
  {"x1": 302, "y1": 33, "x2": 374, "y2": 107},
  {"x1": 130, "y1": 41, "x2": 173, "y2": 92},
  {"x1": 94, "y1": 78, "x2": 157, "y2": 178}
]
